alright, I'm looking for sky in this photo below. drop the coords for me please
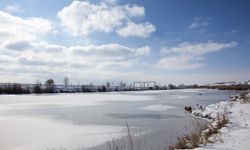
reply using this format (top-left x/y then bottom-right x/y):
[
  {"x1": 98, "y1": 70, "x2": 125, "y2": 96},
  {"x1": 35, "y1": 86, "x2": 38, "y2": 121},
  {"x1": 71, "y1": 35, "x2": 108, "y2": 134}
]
[{"x1": 0, "y1": 0, "x2": 250, "y2": 85}]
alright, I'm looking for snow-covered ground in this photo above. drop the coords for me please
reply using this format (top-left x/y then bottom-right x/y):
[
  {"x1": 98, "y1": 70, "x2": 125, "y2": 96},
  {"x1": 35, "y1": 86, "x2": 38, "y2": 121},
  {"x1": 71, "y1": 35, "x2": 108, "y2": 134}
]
[{"x1": 192, "y1": 93, "x2": 250, "y2": 150}]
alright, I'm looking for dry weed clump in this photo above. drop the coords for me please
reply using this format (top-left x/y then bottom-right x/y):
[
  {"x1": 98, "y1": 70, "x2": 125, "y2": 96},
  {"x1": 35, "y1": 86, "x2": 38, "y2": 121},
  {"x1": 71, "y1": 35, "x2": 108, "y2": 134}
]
[
  {"x1": 168, "y1": 120, "x2": 207, "y2": 149},
  {"x1": 169, "y1": 112, "x2": 229, "y2": 150}
]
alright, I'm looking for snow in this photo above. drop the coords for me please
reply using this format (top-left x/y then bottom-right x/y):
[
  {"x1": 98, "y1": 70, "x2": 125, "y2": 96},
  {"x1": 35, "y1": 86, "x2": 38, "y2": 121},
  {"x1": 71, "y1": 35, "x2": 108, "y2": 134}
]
[
  {"x1": 0, "y1": 116, "x2": 124, "y2": 150},
  {"x1": 122, "y1": 90, "x2": 165, "y2": 94},
  {"x1": 192, "y1": 101, "x2": 229, "y2": 119},
  {"x1": 0, "y1": 93, "x2": 152, "y2": 150},
  {"x1": 179, "y1": 89, "x2": 208, "y2": 93},
  {"x1": 138, "y1": 104, "x2": 176, "y2": 111},
  {"x1": 0, "y1": 93, "x2": 153, "y2": 112},
  {"x1": 193, "y1": 93, "x2": 250, "y2": 150},
  {"x1": 175, "y1": 95, "x2": 191, "y2": 99}
]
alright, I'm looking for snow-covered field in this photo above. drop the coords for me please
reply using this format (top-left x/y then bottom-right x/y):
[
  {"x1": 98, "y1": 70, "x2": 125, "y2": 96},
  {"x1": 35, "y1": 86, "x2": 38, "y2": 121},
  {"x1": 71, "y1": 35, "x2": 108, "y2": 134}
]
[{"x1": 192, "y1": 93, "x2": 250, "y2": 150}]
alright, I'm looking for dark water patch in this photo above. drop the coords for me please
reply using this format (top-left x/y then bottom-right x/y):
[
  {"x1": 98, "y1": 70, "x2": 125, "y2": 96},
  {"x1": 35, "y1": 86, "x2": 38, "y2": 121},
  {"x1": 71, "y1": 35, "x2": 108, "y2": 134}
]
[{"x1": 107, "y1": 113, "x2": 184, "y2": 119}]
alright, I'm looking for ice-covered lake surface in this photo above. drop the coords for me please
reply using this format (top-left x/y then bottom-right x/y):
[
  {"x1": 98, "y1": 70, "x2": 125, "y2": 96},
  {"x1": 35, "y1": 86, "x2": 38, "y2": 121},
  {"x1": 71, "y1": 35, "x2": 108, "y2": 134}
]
[{"x1": 0, "y1": 89, "x2": 242, "y2": 150}]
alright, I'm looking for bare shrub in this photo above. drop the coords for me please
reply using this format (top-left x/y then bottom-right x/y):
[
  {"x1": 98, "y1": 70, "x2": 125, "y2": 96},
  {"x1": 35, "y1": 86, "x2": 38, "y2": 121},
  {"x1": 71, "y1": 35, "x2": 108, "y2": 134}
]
[
  {"x1": 184, "y1": 106, "x2": 192, "y2": 113},
  {"x1": 217, "y1": 114, "x2": 229, "y2": 129},
  {"x1": 239, "y1": 93, "x2": 250, "y2": 104}
]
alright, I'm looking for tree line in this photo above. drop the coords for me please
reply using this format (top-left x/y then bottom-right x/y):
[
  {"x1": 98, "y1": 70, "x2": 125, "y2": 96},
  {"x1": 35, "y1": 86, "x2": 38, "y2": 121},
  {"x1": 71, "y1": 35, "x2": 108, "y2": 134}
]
[
  {"x1": 0, "y1": 77, "x2": 185, "y2": 94},
  {"x1": 0, "y1": 79, "x2": 57, "y2": 94},
  {"x1": 2, "y1": 77, "x2": 247, "y2": 95},
  {"x1": 0, "y1": 77, "x2": 147, "y2": 94}
]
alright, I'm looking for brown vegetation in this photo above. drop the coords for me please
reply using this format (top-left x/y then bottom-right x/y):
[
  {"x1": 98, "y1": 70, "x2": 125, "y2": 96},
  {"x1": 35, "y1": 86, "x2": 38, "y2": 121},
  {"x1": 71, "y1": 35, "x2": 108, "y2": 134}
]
[
  {"x1": 106, "y1": 124, "x2": 145, "y2": 150},
  {"x1": 168, "y1": 120, "x2": 207, "y2": 149},
  {"x1": 201, "y1": 84, "x2": 250, "y2": 90},
  {"x1": 184, "y1": 106, "x2": 192, "y2": 113},
  {"x1": 231, "y1": 92, "x2": 250, "y2": 103},
  {"x1": 169, "y1": 112, "x2": 229, "y2": 150}
]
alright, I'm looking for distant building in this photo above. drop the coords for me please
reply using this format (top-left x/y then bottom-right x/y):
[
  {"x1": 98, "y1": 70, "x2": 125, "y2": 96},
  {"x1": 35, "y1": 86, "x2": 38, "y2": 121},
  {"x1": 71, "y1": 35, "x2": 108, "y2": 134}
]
[
  {"x1": 133, "y1": 81, "x2": 156, "y2": 88},
  {"x1": 210, "y1": 81, "x2": 238, "y2": 86}
]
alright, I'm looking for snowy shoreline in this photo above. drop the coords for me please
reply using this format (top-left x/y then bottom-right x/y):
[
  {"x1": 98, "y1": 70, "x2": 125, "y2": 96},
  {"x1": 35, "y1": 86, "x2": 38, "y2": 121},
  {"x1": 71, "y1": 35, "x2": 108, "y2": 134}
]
[{"x1": 188, "y1": 93, "x2": 250, "y2": 150}]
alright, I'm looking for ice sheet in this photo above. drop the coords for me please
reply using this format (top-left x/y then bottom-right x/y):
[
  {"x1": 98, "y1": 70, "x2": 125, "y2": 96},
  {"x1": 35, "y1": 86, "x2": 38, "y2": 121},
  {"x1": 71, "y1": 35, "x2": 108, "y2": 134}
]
[
  {"x1": 138, "y1": 104, "x2": 176, "y2": 111},
  {"x1": 0, "y1": 116, "x2": 124, "y2": 150}
]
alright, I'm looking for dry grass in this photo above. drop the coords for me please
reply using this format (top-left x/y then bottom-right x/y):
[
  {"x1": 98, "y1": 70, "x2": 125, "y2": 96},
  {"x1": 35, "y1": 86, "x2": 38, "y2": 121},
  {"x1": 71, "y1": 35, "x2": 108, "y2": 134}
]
[
  {"x1": 217, "y1": 114, "x2": 229, "y2": 129},
  {"x1": 202, "y1": 113, "x2": 229, "y2": 144},
  {"x1": 169, "y1": 111, "x2": 229, "y2": 150},
  {"x1": 168, "y1": 119, "x2": 207, "y2": 149},
  {"x1": 106, "y1": 124, "x2": 146, "y2": 150}
]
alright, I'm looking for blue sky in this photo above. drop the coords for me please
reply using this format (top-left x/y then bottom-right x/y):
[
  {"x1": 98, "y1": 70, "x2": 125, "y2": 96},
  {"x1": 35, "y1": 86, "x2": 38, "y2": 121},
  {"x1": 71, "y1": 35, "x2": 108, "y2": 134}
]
[{"x1": 0, "y1": 0, "x2": 250, "y2": 85}]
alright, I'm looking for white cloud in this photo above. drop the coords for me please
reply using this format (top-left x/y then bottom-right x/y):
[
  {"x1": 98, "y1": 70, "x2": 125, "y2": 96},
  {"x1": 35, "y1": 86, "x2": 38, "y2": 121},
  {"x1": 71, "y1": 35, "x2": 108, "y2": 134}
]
[
  {"x1": 18, "y1": 56, "x2": 65, "y2": 67},
  {"x1": 1, "y1": 40, "x2": 65, "y2": 53},
  {"x1": 160, "y1": 47, "x2": 174, "y2": 54},
  {"x1": 70, "y1": 44, "x2": 135, "y2": 59},
  {"x1": 3, "y1": 40, "x2": 32, "y2": 51},
  {"x1": 57, "y1": 1, "x2": 124, "y2": 35},
  {"x1": 31, "y1": 42, "x2": 65, "y2": 53},
  {"x1": 136, "y1": 46, "x2": 151, "y2": 56},
  {"x1": 0, "y1": 38, "x2": 151, "y2": 84},
  {"x1": 158, "y1": 41, "x2": 237, "y2": 70},
  {"x1": 0, "y1": 11, "x2": 53, "y2": 42},
  {"x1": 0, "y1": 8, "x2": 149, "y2": 82},
  {"x1": 102, "y1": 0, "x2": 117, "y2": 5},
  {"x1": 116, "y1": 22, "x2": 155, "y2": 38},
  {"x1": 162, "y1": 41, "x2": 238, "y2": 56},
  {"x1": 189, "y1": 17, "x2": 210, "y2": 29},
  {"x1": 57, "y1": 1, "x2": 154, "y2": 37},
  {"x1": 0, "y1": 39, "x2": 247, "y2": 85},
  {"x1": 123, "y1": 4, "x2": 145, "y2": 17},
  {"x1": 4, "y1": 4, "x2": 23, "y2": 14},
  {"x1": 157, "y1": 55, "x2": 204, "y2": 70},
  {"x1": 0, "y1": 55, "x2": 15, "y2": 63},
  {"x1": 1, "y1": 2, "x2": 245, "y2": 85},
  {"x1": 95, "y1": 59, "x2": 136, "y2": 69}
]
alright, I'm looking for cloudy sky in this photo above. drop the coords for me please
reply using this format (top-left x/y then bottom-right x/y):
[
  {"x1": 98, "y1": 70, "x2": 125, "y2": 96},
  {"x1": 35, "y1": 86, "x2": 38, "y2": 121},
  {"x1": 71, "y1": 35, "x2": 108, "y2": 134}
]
[{"x1": 0, "y1": 0, "x2": 250, "y2": 85}]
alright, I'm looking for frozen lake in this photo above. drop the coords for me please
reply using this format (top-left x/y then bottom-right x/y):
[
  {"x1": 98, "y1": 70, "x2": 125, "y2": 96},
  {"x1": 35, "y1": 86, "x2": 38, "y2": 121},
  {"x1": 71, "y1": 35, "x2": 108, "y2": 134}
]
[{"x1": 0, "y1": 89, "x2": 241, "y2": 150}]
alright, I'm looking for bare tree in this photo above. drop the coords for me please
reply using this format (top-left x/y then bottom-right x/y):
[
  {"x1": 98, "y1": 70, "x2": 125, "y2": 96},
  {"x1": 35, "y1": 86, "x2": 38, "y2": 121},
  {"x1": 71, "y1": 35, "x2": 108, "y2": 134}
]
[
  {"x1": 64, "y1": 76, "x2": 69, "y2": 87},
  {"x1": 33, "y1": 81, "x2": 43, "y2": 94},
  {"x1": 106, "y1": 81, "x2": 110, "y2": 87}
]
